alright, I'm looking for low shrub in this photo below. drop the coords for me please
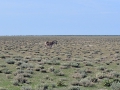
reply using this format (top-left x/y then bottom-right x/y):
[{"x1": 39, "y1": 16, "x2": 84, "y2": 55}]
[
  {"x1": 31, "y1": 58, "x2": 41, "y2": 62},
  {"x1": 96, "y1": 72, "x2": 106, "y2": 79},
  {"x1": 85, "y1": 68, "x2": 92, "y2": 73},
  {"x1": 106, "y1": 62, "x2": 110, "y2": 65},
  {"x1": 41, "y1": 69, "x2": 47, "y2": 73},
  {"x1": 57, "y1": 80, "x2": 65, "y2": 87},
  {"x1": 23, "y1": 73, "x2": 32, "y2": 78},
  {"x1": 85, "y1": 61, "x2": 93, "y2": 66},
  {"x1": 6, "y1": 59, "x2": 15, "y2": 64},
  {"x1": 48, "y1": 66, "x2": 55, "y2": 72},
  {"x1": 72, "y1": 73, "x2": 83, "y2": 79},
  {"x1": 0, "y1": 68, "x2": 3, "y2": 73},
  {"x1": 60, "y1": 62, "x2": 71, "y2": 69},
  {"x1": 21, "y1": 85, "x2": 32, "y2": 90},
  {"x1": 15, "y1": 70, "x2": 24, "y2": 74},
  {"x1": 42, "y1": 83, "x2": 49, "y2": 90},
  {"x1": 68, "y1": 86, "x2": 81, "y2": 90},
  {"x1": 51, "y1": 83, "x2": 56, "y2": 88},
  {"x1": 103, "y1": 79, "x2": 112, "y2": 87},
  {"x1": 103, "y1": 78, "x2": 120, "y2": 87},
  {"x1": 112, "y1": 78, "x2": 120, "y2": 83},
  {"x1": 13, "y1": 56, "x2": 23, "y2": 61},
  {"x1": 44, "y1": 75, "x2": 50, "y2": 80},
  {"x1": 91, "y1": 78, "x2": 98, "y2": 83},
  {"x1": 73, "y1": 70, "x2": 87, "y2": 79},
  {"x1": 14, "y1": 74, "x2": 27, "y2": 84},
  {"x1": 116, "y1": 63, "x2": 119, "y2": 65},
  {"x1": 15, "y1": 61, "x2": 23, "y2": 66},
  {"x1": 79, "y1": 78, "x2": 94, "y2": 87},
  {"x1": 45, "y1": 60, "x2": 60, "y2": 65},
  {"x1": 53, "y1": 69, "x2": 65, "y2": 76},
  {"x1": 20, "y1": 63, "x2": 29, "y2": 69},
  {"x1": 0, "y1": 68, "x2": 12, "y2": 74},
  {"x1": 0, "y1": 87, "x2": 8, "y2": 90},
  {"x1": 35, "y1": 83, "x2": 49, "y2": 90},
  {"x1": 6, "y1": 74, "x2": 12, "y2": 79},
  {"x1": 25, "y1": 69, "x2": 34, "y2": 74},
  {"x1": 107, "y1": 71, "x2": 120, "y2": 79},
  {"x1": 0, "y1": 64, "x2": 6, "y2": 67},
  {"x1": 97, "y1": 66, "x2": 106, "y2": 71},
  {"x1": 23, "y1": 59, "x2": 29, "y2": 63},
  {"x1": 61, "y1": 62, "x2": 71, "y2": 67},
  {"x1": 105, "y1": 69, "x2": 113, "y2": 73},
  {"x1": 34, "y1": 67, "x2": 40, "y2": 71},
  {"x1": 38, "y1": 65, "x2": 44, "y2": 69},
  {"x1": 60, "y1": 65, "x2": 69, "y2": 69},
  {"x1": 52, "y1": 56, "x2": 61, "y2": 60},
  {"x1": 0, "y1": 55, "x2": 7, "y2": 59},
  {"x1": 71, "y1": 81, "x2": 80, "y2": 86},
  {"x1": 71, "y1": 62, "x2": 80, "y2": 68},
  {"x1": 111, "y1": 82, "x2": 120, "y2": 90},
  {"x1": 12, "y1": 79, "x2": 19, "y2": 86}
]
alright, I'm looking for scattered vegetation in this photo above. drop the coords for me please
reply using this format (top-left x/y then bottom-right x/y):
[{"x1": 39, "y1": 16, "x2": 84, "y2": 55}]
[{"x1": 0, "y1": 36, "x2": 120, "y2": 90}]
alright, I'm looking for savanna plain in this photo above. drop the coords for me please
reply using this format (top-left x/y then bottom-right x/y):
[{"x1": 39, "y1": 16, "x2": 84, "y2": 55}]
[{"x1": 0, "y1": 36, "x2": 120, "y2": 90}]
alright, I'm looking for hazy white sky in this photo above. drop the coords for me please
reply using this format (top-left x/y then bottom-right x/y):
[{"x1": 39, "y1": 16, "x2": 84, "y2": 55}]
[{"x1": 0, "y1": 0, "x2": 120, "y2": 35}]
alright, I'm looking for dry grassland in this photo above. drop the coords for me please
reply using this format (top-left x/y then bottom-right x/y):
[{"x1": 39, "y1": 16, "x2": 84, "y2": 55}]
[{"x1": 0, "y1": 36, "x2": 120, "y2": 90}]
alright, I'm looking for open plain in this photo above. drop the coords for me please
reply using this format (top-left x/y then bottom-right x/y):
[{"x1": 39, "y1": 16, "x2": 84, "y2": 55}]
[{"x1": 0, "y1": 36, "x2": 120, "y2": 90}]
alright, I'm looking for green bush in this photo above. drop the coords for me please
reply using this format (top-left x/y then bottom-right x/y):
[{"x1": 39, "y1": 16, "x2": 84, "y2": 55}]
[
  {"x1": 45, "y1": 60, "x2": 60, "y2": 65},
  {"x1": 113, "y1": 78, "x2": 120, "y2": 83},
  {"x1": 76, "y1": 70, "x2": 87, "y2": 79},
  {"x1": 21, "y1": 86, "x2": 32, "y2": 90},
  {"x1": 107, "y1": 71, "x2": 120, "y2": 79},
  {"x1": 23, "y1": 73, "x2": 32, "y2": 78},
  {"x1": 103, "y1": 79, "x2": 112, "y2": 87},
  {"x1": 79, "y1": 78, "x2": 94, "y2": 87},
  {"x1": 103, "y1": 78, "x2": 120, "y2": 87},
  {"x1": 13, "y1": 56, "x2": 23, "y2": 61},
  {"x1": 48, "y1": 66, "x2": 55, "y2": 72},
  {"x1": 72, "y1": 73, "x2": 83, "y2": 79},
  {"x1": 31, "y1": 58, "x2": 41, "y2": 62},
  {"x1": 0, "y1": 64, "x2": 6, "y2": 67},
  {"x1": 53, "y1": 69, "x2": 65, "y2": 76},
  {"x1": 91, "y1": 78, "x2": 98, "y2": 83},
  {"x1": 16, "y1": 70, "x2": 24, "y2": 74},
  {"x1": 20, "y1": 63, "x2": 29, "y2": 69},
  {"x1": 15, "y1": 61, "x2": 23, "y2": 66},
  {"x1": 12, "y1": 79, "x2": 19, "y2": 86},
  {"x1": 71, "y1": 62, "x2": 80, "y2": 68},
  {"x1": 96, "y1": 72, "x2": 106, "y2": 79},
  {"x1": 97, "y1": 66, "x2": 106, "y2": 71},
  {"x1": 0, "y1": 68, "x2": 12, "y2": 74},
  {"x1": 57, "y1": 80, "x2": 65, "y2": 87},
  {"x1": 14, "y1": 74, "x2": 27, "y2": 84},
  {"x1": 0, "y1": 87, "x2": 8, "y2": 90},
  {"x1": 111, "y1": 82, "x2": 120, "y2": 90},
  {"x1": 6, "y1": 59, "x2": 15, "y2": 64},
  {"x1": 41, "y1": 69, "x2": 47, "y2": 73},
  {"x1": 35, "y1": 83, "x2": 49, "y2": 90},
  {"x1": 60, "y1": 62, "x2": 71, "y2": 69},
  {"x1": 68, "y1": 86, "x2": 81, "y2": 90},
  {"x1": 25, "y1": 69, "x2": 34, "y2": 74},
  {"x1": 85, "y1": 61, "x2": 93, "y2": 66},
  {"x1": 71, "y1": 81, "x2": 80, "y2": 86},
  {"x1": 73, "y1": 70, "x2": 87, "y2": 79},
  {"x1": 42, "y1": 83, "x2": 49, "y2": 90},
  {"x1": 61, "y1": 62, "x2": 71, "y2": 67},
  {"x1": 51, "y1": 83, "x2": 56, "y2": 88}
]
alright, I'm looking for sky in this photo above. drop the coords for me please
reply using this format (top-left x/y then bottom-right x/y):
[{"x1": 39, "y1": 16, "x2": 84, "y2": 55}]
[{"x1": 0, "y1": 0, "x2": 120, "y2": 35}]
